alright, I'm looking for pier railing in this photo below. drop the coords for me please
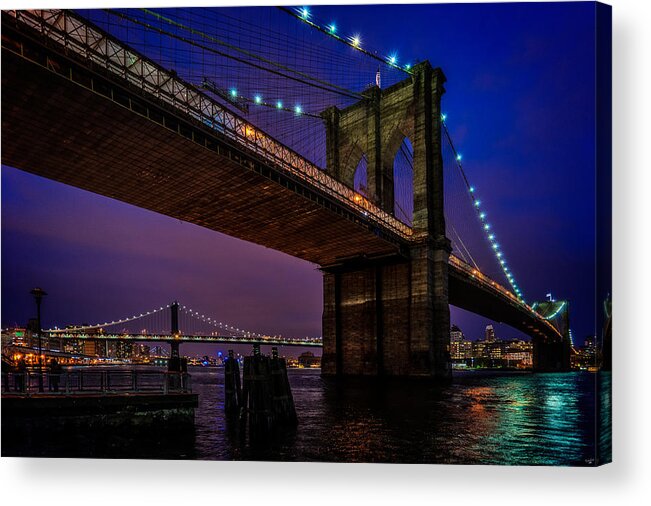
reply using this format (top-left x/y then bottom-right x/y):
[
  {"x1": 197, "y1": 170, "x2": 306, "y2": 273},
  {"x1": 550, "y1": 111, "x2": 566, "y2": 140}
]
[{"x1": 1, "y1": 369, "x2": 192, "y2": 395}]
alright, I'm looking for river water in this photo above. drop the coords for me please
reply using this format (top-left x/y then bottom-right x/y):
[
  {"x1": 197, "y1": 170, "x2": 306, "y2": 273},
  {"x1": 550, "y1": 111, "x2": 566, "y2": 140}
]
[{"x1": 3, "y1": 367, "x2": 611, "y2": 465}]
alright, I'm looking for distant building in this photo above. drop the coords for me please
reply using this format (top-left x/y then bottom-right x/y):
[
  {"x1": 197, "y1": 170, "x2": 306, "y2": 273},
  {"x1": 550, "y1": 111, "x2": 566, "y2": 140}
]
[
  {"x1": 107, "y1": 341, "x2": 133, "y2": 360},
  {"x1": 572, "y1": 335, "x2": 600, "y2": 370},
  {"x1": 83, "y1": 340, "x2": 105, "y2": 357},
  {"x1": 485, "y1": 324, "x2": 496, "y2": 342},
  {"x1": 134, "y1": 344, "x2": 151, "y2": 360},
  {"x1": 464, "y1": 333, "x2": 533, "y2": 369},
  {"x1": 62, "y1": 339, "x2": 85, "y2": 355},
  {"x1": 450, "y1": 325, "x2": 463, "y2": 343},
  {"x1": 3, "y1": 327, "x2": 28, "y2": 347},
  {"x1": 450, "y1": 325, "x2": 473, "y2": 361},
  {"x1": 298, "y1": 351, "x2": 321, "y2": 368}
]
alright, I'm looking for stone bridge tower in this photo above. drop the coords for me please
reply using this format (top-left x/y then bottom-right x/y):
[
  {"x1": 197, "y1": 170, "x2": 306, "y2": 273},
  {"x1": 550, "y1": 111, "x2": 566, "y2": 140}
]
[{"x1": 320, "y1": 61, "x2": 452, "y2": 379}]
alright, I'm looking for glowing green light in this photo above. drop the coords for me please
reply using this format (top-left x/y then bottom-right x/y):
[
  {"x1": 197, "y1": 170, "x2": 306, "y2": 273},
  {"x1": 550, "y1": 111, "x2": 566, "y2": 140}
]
[
  {"x1": 389, "y1": 54, "x2": 397, "y2": 65},
  {"x1": 441, "y1": 113, "x2": 447, "y2": 121},
  {"x1": 500, "y1": 259, "x2": 505, "y2": 265},
  {"x1": 328, "y1": 23, "x2": 336, "y2": 34},
  {"x1": 456, "y1": 154, "x2": 463, "y2": 161},
  {"x1": 405, "y1": 63, "x2": 412, "y2": 70},
  {"x1": 229, "y1": 88, "x2": 237, "y2": 98},
  {"x1": 474, "y1": 200, "x2": 481, "y2": 207},
  {"x1": 254, "y1": 95, "x2": 262, "y2": 104},
  {"x1": 479, "y1": 212, "x2": 486, "y2": 219},
  {"x1": 492, "y1": 243, "x2": 498, "y2": 250},
  {"x1": 496, "y1": 252, "x2": 503, "y2": 258},
  {"x1": 276, "y1": 101, "x2": 283, "y2": 109},
  {"x1": 300, "y1": 7, "x2": 310, "y2": 19},
  {"x1": 488, "y1": 233, "x2": 495, "y2": 240},
  {"x1": 295, "y1": 104, "x2": 303, "y2": 114},
  {"x1": 469, "y1": 186, "x2": 474, "y2": 193},
  {"x1": 484, "y1": 224, "x2": 491, "y2": 230}
]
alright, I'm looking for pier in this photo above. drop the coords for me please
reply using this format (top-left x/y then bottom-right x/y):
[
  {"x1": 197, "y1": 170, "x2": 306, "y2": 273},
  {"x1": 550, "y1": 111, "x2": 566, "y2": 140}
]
[{"x1": 2, "y1": 369, "x2": 198, "y2": 432}]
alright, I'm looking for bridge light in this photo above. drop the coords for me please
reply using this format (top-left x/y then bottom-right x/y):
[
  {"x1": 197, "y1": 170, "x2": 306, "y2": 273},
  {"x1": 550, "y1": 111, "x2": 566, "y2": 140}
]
[
  {"x1": 405, "y1": 63, "x2": 412, "y2": 71},
  {"x1": 488, "y1": 233, "x2": 494, "y2": 240},
  {"x1": 496, "y1": 252, "x2": 502, "y2": 258},
  {"x1": 294, "y1": 104, "x2": 303, "y2": 114},
  {"x1": 441, "y1": 113, "x2": 447, "y2": 121},
  {"x1": 229, "y1": 88, "x2": 237, "y2": 98},
  {"x1": 276, "y1": 100, "x2": 283, "y2": 109},
  {"x1": 328, "y1": 23, "x2": 336, "y2": 34},
  {"x1": 479, "y1": 212, "x2": 486, "y2": 219},
  {"x1": 388, "y1": 54, "x2": 397, "y2": 65},
  {"x1": 474, "y1": 200, "x2": 481, "y2": 207},
  {"x1": 484, "y1": 224, "x2": 490, "y2": 230},
  {"x1": 500, "y1": 259, "x2": 506, "y2": 265},
  {"x1": 254, "y1": 95, "x2": 262, "y2": 104},
  {"x1": 300, "y1": 7, "x2": 310, "y2": 19},
  {"x1": 351, "y1": 35, "x2": 361, "y2": 48},
  {"x1": 492, "y1": 243, "x2": 499, "y2": 250},
  {"x1": 456, "y1": 153, "x2": 462, "y2": 161}
]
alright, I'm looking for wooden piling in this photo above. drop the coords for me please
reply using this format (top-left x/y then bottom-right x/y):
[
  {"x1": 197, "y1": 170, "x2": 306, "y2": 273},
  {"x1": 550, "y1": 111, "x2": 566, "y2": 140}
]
[
  {"x1": 238, "y1": 345, "x2": 298, "y2": 440},
  {"x1": 270, "y1": 347, "x2": 297, "y2": 427},
  {"x1": 224, "y1": 350, "x2": 241, "y2": 415}
]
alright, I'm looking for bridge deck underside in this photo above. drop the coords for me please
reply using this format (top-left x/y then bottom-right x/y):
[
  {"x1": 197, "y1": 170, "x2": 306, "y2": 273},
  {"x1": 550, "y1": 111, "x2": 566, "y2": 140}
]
[
  {"x1": 448, "y1": 270, "x2": 556, "y2": 341},
  {"x1": 2, "y1": 40, "x2": 558, "y2": 344},
  {"x1": 1, "y1": 50, "x2": 400, "y2": 267}
]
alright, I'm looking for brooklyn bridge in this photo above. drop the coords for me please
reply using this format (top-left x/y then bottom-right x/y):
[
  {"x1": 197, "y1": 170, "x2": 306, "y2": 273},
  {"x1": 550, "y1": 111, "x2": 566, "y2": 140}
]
[{"x1": 1, "y1": 8, "x2": 572, "y2": 378}]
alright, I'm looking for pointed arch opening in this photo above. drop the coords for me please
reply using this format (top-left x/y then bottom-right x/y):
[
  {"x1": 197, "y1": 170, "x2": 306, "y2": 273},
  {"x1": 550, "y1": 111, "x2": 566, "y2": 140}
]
[
  {"x1": 393, "y1": 137, "x2": 414, "y2": 226},
  {"x1": 353, "y1": 154, "x2": 368, "y2": 197}
]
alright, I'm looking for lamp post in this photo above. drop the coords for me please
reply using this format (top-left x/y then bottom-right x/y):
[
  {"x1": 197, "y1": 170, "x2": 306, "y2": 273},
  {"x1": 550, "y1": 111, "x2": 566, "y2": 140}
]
[{"x1": 30, "y1": 287, "x2": 47, "y2": 392}]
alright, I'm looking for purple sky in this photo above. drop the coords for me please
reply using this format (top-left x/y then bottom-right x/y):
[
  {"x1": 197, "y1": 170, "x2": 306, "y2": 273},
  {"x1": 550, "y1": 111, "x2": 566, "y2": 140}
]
[{"x1": 1, "y1": 3, "x2": 605, "y2": 355}]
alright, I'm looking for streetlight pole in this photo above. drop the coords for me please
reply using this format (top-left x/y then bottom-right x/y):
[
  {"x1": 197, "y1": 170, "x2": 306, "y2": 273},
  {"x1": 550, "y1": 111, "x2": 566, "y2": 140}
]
[{"x1": 30, "y1": 287, "x2": 47, "y2": 392}]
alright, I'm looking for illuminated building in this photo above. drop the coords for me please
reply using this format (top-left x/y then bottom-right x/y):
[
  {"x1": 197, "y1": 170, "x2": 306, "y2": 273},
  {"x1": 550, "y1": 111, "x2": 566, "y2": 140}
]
[
  {"x1": 485, "y1": 324, "x2": 496, "y2": 342},
  {"x1": 450, "y1": 325, "x2": 473, "y2": 361},
  {"x1": 298, "y1": 351, "x2": 321, "y2": 368}
]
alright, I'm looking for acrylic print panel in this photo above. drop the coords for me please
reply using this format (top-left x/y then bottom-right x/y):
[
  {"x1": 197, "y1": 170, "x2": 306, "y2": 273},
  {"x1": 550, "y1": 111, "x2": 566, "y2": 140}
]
[{"x1": 1, "y1": 2, "x2": 611, "y2": 465}]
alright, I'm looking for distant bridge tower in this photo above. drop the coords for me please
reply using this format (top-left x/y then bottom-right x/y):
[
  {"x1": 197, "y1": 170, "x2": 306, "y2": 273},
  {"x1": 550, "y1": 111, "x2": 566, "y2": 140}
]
[
  {"x1": 321, "y1": 61, "x2": 452, "y2": 379},
  {"x1": 531, "y1": 299, "x2": 571, "y2": 371},
  {"x1": 168, "y1": 301, "x2": 181, "y2": 371}
]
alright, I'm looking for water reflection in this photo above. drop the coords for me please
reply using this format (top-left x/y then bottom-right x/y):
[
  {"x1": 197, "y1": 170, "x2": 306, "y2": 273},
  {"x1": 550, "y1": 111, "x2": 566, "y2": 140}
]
[{"x1": 3, "y1": 367, "x2": 603, "y2": 465}]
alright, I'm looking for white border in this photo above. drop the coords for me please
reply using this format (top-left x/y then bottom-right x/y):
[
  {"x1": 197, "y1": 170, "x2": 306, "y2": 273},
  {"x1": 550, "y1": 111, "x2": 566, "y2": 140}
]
[{"x1": 2, "y1": 0, "x2": 650, "y2": 504}]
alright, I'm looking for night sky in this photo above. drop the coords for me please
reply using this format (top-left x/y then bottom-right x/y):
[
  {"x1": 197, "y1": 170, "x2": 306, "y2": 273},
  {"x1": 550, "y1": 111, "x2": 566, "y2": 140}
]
[{"x1": 1, "y1": 2, "x2": 602, "y2": 356}]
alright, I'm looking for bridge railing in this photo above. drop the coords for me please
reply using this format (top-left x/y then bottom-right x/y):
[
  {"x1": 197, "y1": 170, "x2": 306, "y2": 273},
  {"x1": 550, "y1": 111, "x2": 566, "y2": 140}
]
[
  {"x1": 5, "y1": 9, "x2": 412, "y2": 240},
  {"x1": 449, "y1": 255, "x2": 562, "y2": 338},
  {"x1": 1, "y1": 369, "x2": 192, "y2": 395}
]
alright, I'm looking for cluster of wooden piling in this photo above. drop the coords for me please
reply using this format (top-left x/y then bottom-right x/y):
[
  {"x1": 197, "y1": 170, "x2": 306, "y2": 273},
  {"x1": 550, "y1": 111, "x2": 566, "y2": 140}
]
[{"x1": 224, "y1": 346, "x2": 297, "y2": 439}]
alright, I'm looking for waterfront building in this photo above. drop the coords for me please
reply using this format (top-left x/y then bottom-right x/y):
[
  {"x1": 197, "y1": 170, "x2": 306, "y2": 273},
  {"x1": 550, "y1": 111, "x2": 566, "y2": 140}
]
[
  {"x1": 298, "y1": 351, "x2": 321, "y2": 368},
  {"x1": 572, "y1": 335, "x2": 600, "y2": 370},
  {"x1": 450, "y1": 325, "x2": 468, "y2": 361},
  {"x1": 485, "y1": 324, "x2": 496, "y2": 342}
]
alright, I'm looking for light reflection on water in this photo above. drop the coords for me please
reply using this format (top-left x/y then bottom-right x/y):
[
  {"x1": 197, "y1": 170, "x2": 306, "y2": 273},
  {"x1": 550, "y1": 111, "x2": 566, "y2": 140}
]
[{"x1": 3, "y1": 366, "x2": 610, "y2": 465}]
